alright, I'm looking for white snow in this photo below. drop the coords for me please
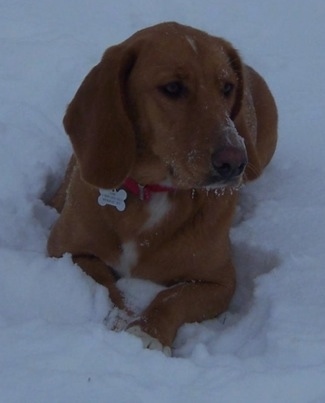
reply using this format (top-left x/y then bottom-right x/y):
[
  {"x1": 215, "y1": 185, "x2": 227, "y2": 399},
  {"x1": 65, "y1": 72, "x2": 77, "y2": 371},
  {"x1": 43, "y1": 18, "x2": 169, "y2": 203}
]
[{"x1": 1, "y1": 1, "x2": 325, "y2": 402}]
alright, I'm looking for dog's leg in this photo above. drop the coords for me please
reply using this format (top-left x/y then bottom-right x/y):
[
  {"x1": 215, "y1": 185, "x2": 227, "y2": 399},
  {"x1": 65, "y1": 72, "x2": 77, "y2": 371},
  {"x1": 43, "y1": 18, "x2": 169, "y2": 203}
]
[
  {"x1": 73, "y1": 256, "x2": 126, "y2": 311},
  {"x1": 48, "y1": 156, "x2": 76, "y2": 213},
  {"x1": 127, "y1": 276, "x2": 235, "y2": 355}
]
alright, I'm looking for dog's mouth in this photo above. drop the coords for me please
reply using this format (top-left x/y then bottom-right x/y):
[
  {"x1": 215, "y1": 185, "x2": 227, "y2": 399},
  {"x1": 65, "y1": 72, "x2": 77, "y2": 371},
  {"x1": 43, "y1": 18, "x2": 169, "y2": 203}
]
[
  {"x1": 167, "y1": 163, "x2": 244, "y2": 192},
  {"x1": 202, "y1": 169, "x2": 245, "y2": 188},
  {"x1": 165, "y1": 143, "x2": 247, "y2": 192},
  {"x1": 202, "y1": 175, "x2": 244, "y2": 195}
]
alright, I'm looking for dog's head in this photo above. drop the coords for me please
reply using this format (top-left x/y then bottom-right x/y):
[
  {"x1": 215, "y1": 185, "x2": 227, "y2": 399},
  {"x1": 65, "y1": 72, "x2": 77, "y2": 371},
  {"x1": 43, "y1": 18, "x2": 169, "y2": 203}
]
[{"x1": 64, "y1": 22, "x2": 248, "y2": 190}]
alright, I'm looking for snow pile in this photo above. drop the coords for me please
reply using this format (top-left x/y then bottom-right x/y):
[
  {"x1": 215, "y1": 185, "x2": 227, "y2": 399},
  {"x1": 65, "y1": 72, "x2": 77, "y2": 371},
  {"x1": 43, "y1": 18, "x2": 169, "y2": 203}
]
[{"x1": 1, "y1": 1, "x2": 325, "y2": 402}]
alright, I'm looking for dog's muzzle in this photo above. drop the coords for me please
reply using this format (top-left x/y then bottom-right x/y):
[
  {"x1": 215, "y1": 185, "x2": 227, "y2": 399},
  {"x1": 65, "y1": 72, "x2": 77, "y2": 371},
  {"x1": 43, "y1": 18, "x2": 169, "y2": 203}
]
[{"x1": 208, "y1": 146, "x2": 248, "y2": 185}]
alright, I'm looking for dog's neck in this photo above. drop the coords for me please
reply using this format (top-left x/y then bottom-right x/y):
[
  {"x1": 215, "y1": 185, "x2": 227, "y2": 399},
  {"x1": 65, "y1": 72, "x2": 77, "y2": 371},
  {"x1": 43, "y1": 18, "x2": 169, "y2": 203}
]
[
  {"x1": 97, "y1": 178, "x2": 176, "y2": 212},
  {"x1": 123, "y1": 177, "x2": 175, "y2": 201}
]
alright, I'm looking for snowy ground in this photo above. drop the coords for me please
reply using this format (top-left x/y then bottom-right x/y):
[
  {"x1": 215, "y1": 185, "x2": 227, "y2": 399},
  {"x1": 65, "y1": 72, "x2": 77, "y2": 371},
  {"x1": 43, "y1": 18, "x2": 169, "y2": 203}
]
[{"x1": 1, "y1": 1, "x2": 325, "y2": 402}]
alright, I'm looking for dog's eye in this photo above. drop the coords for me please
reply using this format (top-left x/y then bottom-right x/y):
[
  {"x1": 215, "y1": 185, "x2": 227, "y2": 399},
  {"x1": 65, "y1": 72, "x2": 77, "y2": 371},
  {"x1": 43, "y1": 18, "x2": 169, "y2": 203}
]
[
  {"x1": 222, "y1": 82, "x2": 235, "y2": 97},
  {"x1": 159, "y1": 81, "x2": 188, "y2": 99}
]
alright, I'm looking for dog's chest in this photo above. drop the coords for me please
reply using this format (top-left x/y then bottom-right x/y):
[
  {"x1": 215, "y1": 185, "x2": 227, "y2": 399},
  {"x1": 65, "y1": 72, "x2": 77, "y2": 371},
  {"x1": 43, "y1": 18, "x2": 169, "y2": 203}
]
[{"x1": 114, "y1": 193, "x2": 171, "y2": 277}]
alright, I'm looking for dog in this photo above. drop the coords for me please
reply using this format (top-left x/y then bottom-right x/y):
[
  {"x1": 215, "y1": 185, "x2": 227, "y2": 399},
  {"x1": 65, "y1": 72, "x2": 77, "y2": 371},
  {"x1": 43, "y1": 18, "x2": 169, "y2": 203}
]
[{"x1": 48, "y1": 22, "x2": 277, "y2": 356}]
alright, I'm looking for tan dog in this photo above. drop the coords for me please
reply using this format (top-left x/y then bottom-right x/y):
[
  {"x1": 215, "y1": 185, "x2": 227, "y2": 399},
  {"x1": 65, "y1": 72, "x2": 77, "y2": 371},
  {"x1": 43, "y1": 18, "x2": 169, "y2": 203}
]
[{"x1": 48, "y1": 22, "x2": 277, "y2": 356}]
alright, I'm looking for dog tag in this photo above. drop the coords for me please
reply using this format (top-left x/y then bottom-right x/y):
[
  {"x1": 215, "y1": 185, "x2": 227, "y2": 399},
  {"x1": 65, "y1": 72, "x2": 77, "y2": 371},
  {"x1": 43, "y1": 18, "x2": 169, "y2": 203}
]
[{"x1": 98, "y1": 188, "x2": 127, "y2": 211}]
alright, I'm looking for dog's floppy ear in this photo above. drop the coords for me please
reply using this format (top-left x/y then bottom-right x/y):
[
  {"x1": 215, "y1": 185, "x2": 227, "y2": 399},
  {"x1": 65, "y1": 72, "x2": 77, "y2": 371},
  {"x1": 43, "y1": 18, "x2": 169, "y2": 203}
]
[
  {"x1": 222, "y1": 41, "x2": 262, "y2": 180},
  {"x1": 63, "y1": 44, "x2": 137, "y2": 189},
  {"x1": 223, "y1": 42, "x2": 244, "y2": 120}
]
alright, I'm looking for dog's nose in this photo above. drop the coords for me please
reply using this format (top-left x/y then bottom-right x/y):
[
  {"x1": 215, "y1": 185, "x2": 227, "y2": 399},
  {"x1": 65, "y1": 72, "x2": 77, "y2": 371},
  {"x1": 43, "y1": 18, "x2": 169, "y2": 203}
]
[{"x1": 212, "y1": 146, "x2": 247, "y2": 180}]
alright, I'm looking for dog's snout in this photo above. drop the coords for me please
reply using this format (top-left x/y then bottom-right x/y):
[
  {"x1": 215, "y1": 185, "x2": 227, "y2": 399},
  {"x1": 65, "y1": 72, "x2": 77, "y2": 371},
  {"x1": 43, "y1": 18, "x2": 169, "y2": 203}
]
[{"x1": 212, "y1": 146, "x2": 247, "y2": 180}]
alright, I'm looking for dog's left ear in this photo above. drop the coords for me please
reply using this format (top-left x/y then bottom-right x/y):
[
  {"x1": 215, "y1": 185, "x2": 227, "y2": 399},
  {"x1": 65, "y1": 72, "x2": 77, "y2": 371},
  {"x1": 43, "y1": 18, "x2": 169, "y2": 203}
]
[
  {"x1": 63, "y1": 43, "x2": 138, "y2": 189},
  {"x1": 222, "y1": 42, "x2": 244, "y2": 120},
  {"x1": 222, "y1": 41, "x2": 263, "y2": 180}
]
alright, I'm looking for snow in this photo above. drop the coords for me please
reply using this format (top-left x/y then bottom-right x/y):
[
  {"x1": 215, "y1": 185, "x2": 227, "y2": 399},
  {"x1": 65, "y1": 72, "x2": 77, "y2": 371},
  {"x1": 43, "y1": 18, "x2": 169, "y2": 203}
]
[{"x1": 1, "y1": 0, "x2": 325, "y2": 402}]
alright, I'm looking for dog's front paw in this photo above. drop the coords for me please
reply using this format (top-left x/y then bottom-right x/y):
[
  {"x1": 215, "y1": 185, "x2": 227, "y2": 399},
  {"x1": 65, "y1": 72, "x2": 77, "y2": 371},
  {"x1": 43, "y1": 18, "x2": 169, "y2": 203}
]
[
  {"x1": 104, "y1": 307, "x2": 133, "y2": 332},
  {"x1": 127, "y1": 325, "x2": 172, "y2": 357}
]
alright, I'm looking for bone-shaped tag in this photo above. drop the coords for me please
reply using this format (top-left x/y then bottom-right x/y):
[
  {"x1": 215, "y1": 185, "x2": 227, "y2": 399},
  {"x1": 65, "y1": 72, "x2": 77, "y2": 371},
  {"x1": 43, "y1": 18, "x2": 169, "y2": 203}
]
[{"x1": 98, "y1": 189, "x2": 127, "y2": 211}]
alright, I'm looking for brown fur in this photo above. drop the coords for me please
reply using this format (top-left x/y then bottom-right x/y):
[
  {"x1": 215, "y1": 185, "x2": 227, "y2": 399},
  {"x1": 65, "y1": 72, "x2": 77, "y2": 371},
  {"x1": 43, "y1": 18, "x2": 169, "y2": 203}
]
[{"x1": 48, "y1": 22, "x2": 277, "y2": 352}]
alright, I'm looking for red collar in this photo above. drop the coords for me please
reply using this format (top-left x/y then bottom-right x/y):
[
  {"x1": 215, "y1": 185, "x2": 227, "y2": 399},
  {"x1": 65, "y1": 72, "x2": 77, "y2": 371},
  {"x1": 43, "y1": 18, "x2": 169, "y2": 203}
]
[{"x1": 123, "y1": 178, "x2": 175, "y2": 201}]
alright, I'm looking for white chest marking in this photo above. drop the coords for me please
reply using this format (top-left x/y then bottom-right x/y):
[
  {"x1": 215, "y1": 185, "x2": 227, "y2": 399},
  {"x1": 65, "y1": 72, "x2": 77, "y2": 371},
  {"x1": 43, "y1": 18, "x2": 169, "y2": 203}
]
[
  {"x1": 142, "y1": 193, "x2": 171, "y2": 231},
  {"x1": 115, "y1": 241, "x2": 138, "y2": 277}
]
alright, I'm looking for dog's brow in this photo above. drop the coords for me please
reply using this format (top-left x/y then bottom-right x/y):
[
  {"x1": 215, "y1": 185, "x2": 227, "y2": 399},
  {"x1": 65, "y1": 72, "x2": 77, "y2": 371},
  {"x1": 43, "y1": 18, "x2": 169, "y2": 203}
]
[{"x1": 152, "y1": 66, "x2": 191, "y2": 81}]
